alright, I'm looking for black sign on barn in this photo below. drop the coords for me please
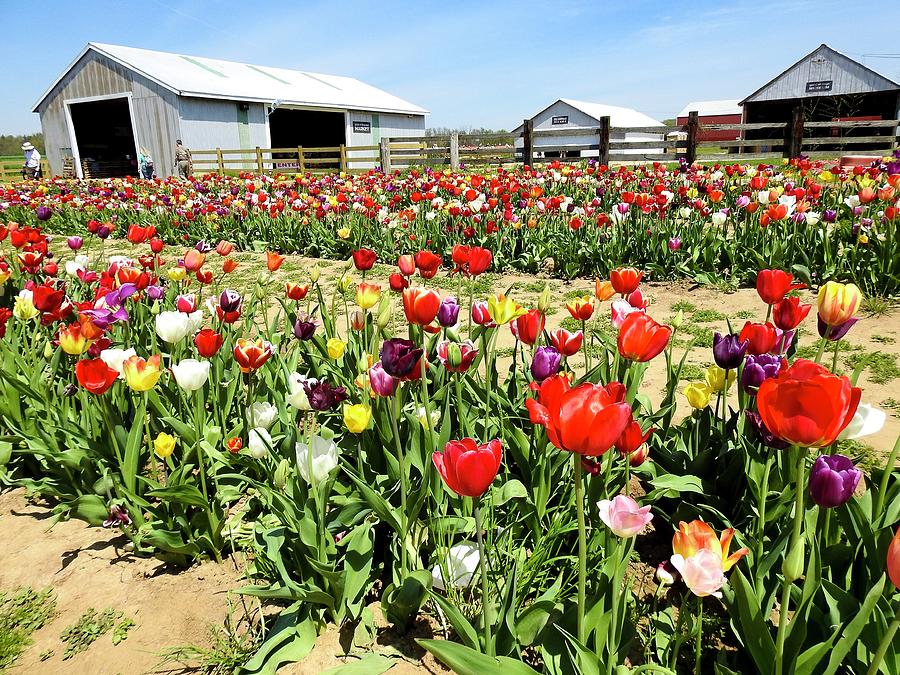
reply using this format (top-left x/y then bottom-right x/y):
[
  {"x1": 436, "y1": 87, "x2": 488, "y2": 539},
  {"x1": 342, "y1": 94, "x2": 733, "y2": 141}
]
[
  {"x1": 805, "y1": 80, "x2": 833, "y2": 93},
  {"x1": 551, "y1": 116, "x2": 569, "y2": 125},
  {"x1": 352, "y1": 121, "x2": 371, "y2": 133}
]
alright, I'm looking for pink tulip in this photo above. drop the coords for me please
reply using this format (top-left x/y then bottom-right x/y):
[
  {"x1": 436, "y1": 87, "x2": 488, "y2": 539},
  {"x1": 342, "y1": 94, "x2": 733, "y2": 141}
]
[
  {"x1": 670, "y1": 549, "x2": 727, "y2": 598},
  {"x1": 597, "y1": 495, "x2": 653, "y2": 537},
  {"x1": 611, "y1": 298, "x2": 644, "y2": 329}
]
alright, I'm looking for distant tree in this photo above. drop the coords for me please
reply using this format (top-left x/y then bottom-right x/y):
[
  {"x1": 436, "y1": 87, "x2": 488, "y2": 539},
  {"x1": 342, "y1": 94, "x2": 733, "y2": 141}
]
[
  {"x1": 663, "y1": 118, "x2": 676, "y2": 126},
  {"x1": 426, "y1": 127, "x2": 513, "y2": 145},
  {"x1": 0, "y1": 133, "x2": 44, "y2": 156}
]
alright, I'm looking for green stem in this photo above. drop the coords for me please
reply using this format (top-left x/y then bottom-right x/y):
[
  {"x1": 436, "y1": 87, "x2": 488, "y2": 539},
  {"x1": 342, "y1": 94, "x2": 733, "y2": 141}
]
[
  {"x1": 420, "y1": 327, "x2": 433, "y2": 453},
  {"x1": 455, "y1": 375, "x2": 470, "y2": 437},
  {"x1": 831, "y1": 339, "x2": 840, "y2": 374},
  {"x1": 694, "y1": 599, "x2": 703, "y2": 675},
  {"x1": 774, "y1": 446, "x2": 808, "y2": 675},
  {"x1": 755, "y1": 453, "x2": 775, "y2": 591},
  {"x1": 814, "y1": 326, "x2": 832, "y2": 364},
  {"x1": 389, "y1": 391, "x2": 409, "y2": 579},
  {"x1": 582, "y1": 319, "x2": 590, "y2": 375},
  {"x1": 193, "y1": 391, "x2": 209, "y2": 506},
  {"x1": 866, "y1": 609, "x2": 900, "y2": 675},
  {"x1": 474, "y1": 502, "x2": 493, "y2": 656},
  {"x1": 874, "y1": 434, "x2": 900, "y2": 520},
  {"x1": 574, "y1": 454, "x2": 587, "y2": 645}
]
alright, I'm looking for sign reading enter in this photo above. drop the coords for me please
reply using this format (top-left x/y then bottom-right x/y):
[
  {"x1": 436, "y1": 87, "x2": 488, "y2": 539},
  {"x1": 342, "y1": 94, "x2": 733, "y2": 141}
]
[{"x1": 352, "y1": 121, "x2": 371, "y2": 133}]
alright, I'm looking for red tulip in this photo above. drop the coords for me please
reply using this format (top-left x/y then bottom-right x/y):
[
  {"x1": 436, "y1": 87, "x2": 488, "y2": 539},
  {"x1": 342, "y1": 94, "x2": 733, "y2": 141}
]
[
  {"x1": 739, "y1": 321, "x2": 777, "y2": 355},
  {"x1": 397, "y1": 254, "x2": 416, "y2": 277},
  {"x1": 610, "y1": 267, "x2": 643, "y2": 295},
  {"x1": 127, "y1": 224, "x2": 155, "y2": 244},
  {"x1": 414, "y1": 250, "x2": 442, "y2": 279},
  {"x1": 757, "y1": 358, "x2": 861, "y2": 448},
  {"x1": 75, "y1": 358, "x2": 119, "y2": 395},
  {"x1": 266, "y1": 251, "x2": 285, "y2": 272},
  {"x1": 549, "y1": 328, "x2": 583, "y2": 356},
  {"x1": 432, "y1": 438, "x2": 503, "y2": 498},
  {"x1": 389, "y1": 273, "x2": 408, "y2": 292},
  {"x1": 615, "y1": 419, "x2": 653, "y2": 456},
  {"x1": 451, "y1": 244, "x2": 470, "y2": 272},
  {"x1": 467, "y1": 246, "x2": 492, "y2": 276},
  {"x1": 195, "y1": 328, "x2": 223, "y2": 357},
  {"x1": 772, "y1": 296, "x2": 811, "y2": 331},
  {"x1": 402, "y1": 287, "x2": 441, "y2": 325},
  {"x1": 233, "y1": 338, "x2": 274, "y2": 373},
  {"x1": 216, "y1": 240, "x2": 234, "y2": 256},
  {"x1": 149, "y1": 238, "x2": 165, "y2": 254},
  {"x1": 513, "y1": 309, "x2": 545, "y2": 346},
  {"x1": 526, "y1": 375, "x2": 632, "y2": 457},
  {"x1": 352, "y1": 248, "x2": 377, "y2": 271},
  {"x1": 617, "y1": 312, "x2": 672, "y2": 362},
  {"x1": 756, "y1": 269, "x2": 805, "y2": 305},
  {"x1": 285, "y1": 283, "x2": 309, "y2": 301}
]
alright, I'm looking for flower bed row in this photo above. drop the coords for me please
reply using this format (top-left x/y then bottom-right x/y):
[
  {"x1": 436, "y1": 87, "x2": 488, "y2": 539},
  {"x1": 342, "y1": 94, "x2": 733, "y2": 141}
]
[
  {"x1": 0, "y1": 220, "x2": 897, "y2": 673},
  {"x1": 2, "y1": 153, "x2": 899, "y2": 295}
]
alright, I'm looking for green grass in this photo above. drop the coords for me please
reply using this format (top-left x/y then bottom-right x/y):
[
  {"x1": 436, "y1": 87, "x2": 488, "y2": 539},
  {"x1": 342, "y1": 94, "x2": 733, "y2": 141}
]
[
  {"x1": 60, "y1": 607, "x2": 133, "y2": 660},
  {"x1": 871, "y1": 334, "x2": 896, "y2": 344},
  {"x1": 881, "y1": 398, "x2": 900, "y2": 416},
  {"x1": 678, "y1": 364, "x2": 706, "y2": 381},
  {"x1": 838, "y1": 439, "x2": 880, "y2": 473},
  {"x1": 680, "y1": 324, "x2": 714, "y2": 348},
  {"x1": 157, "y1": 609, "x2": 262, "y2": 675},
  {"x1": 846, "y1": 351, "x2": 900, "y2": 385},
  {"x1": 671, "y1": 301, "x2": 697, "y2": 313},
  {"x1": 794, "y1": 340, "x2": 863, "y2": 360},
  {"x1": 733, "y1": 310, "x2": 755, "y2": 320},
  {"x1": 516, "y1": 280, "x2": 551, "y2": 294},
  {"x1": 691, "y1": 309, "x2": 727, "y2": 323},
  {"x1": 0, "y1": 586, "x2": 57, "y2": 670},
  {"x1": 861, "y1": 296, "x2": 894, "y2": 317}
]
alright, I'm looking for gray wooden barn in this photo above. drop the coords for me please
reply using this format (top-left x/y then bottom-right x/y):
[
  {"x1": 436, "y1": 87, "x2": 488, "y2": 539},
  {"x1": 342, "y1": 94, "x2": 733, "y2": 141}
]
[{"x1": 32, "y1": 43, "x2": 428, "y2": 178}]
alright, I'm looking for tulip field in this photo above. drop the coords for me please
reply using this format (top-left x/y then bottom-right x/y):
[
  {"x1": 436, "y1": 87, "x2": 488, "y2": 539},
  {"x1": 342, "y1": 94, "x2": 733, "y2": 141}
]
[{"x1": 0, "y1": 155, "x2": 898, "y2": 674}]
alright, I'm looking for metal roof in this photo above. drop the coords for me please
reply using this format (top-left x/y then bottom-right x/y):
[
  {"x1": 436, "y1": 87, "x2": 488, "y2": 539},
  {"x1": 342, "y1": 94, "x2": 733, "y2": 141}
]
[
  {"x1": 34, "y1": 43, "x2": 429, "y2": 115},
  {"x1": 676, "y1": 99, "x2": 742, "y2": 118},
  {"x1": 512, "y1": 99, "x2": 663, "y2": 133}
]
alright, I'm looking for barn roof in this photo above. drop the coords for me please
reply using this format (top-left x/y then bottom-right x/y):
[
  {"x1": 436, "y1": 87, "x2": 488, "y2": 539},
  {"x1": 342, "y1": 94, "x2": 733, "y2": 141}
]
[
  {"x1": 740, "y1": 44, "x2": 900, "y2": 104},
  {"x1": 512, "y1": 99, "x2": 663, "y2": 133},
  {"x1": 33, "y1": 43, "x2": 429, "y2": 115},
  {"x1": 676, "y1": 100, "x2": 742, "y2": 118}
]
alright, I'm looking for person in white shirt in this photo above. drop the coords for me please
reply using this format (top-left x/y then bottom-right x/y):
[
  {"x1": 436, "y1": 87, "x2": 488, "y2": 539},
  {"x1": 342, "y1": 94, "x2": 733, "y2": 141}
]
[{"x1": 21, "y1": 142, "x2": 41, "y2": 180}]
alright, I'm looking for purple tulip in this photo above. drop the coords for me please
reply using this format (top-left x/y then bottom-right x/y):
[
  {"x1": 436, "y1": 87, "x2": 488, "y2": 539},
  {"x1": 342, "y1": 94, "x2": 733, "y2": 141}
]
[
  {"x1": 531, "y1": 346, "x2": 561, "y2": 382},
  {"x1": 808, "y1": 455, "x2": 861, "y2": 508},
  {"x1": 713, "y1": 332, "x2": 748, "y2": 370},
  {"x1": 97, "y1": 225, "x2": 111, "y2": 239},
  {"x1": 146, "y1": 285, "x2": 165, "y2": 302},
  {"x1": 102, "y1": 504, "x2": 132, "y2": 528},
  {"x1": 735, "y1": 195, "x2": 751, "y2": 209},
  {"x1": 35, "y1": 206, "x2": 52, "y2": 221},
  {"x1": 303, "y1": 380, "x2": 348, "y2": 411},
  {"x1": 67, "y1": 236, "x2": 84, "y2": 250},
  {"x1": 380, "y1": 338, "x2": 423, "y2": 378},
  {"x1": 437, "y1": 296, "x2": 460, "y2": 327},
  {"x1": 773, "y1": 328, "x2": 795, "y2": 354},
  {"x1": 368, "y1": 362, "x2": 397, "y2": 397},
  {"x1": 818, "y1": 315, "x2": 857, "y2": 341},
  {"x1": 668, "y1": 237, "x2": 682, "y2": 251},
  {"x1": 195, "y1": 240, "x2": 212, "y2": 253},
  {"x1": 741, "y1": 353, "x2": 781, "y2": 392},
  {"x1": 745, "y1": 411, "x2": 790, "y2": 449},
  {"x1": 219, "y1": 288, "x2": 242, "y2": 313},
  {"x1": 293, "y1": 315, "x2": 317, "y2": 340},
  {"x1": 823, "y1": 209, "x2": 837, "y2": 223}
]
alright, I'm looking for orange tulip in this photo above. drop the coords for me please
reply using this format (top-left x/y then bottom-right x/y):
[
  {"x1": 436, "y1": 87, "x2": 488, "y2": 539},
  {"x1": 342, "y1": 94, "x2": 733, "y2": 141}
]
[
  {"x1": 566, "y1": 295, "x2": 594, "y2": 321},
  {"x1": 233, "y1": 338, "x2": 274, "y2": 373},
  {"x1": 223, "y1": 258, "x2": 239, "y2": 274},
  {"x1": 610, "y1": 267, "x2": 643, "y2": 295},
  {"x1": 672, "y1": 520, "x2": 748, "y2": 572},
  {"x1": 266, "y1": 251, "x2": 285, "y2": 272},
  {"x1": 183, "y1": 249, "x2": 205, "y2": 272},
  {"x1": 594, "y1": 279, "x2": 616, "y2": 302},
  {"x1": 617, "y1": 312, "x2": 671, "y2": 362},
  {"x1": 402, "y1": 287, "x2": 441, "y2": 326}
]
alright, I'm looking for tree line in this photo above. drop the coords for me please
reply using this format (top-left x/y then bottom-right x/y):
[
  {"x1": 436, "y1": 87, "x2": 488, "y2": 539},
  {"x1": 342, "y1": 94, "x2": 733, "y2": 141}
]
[{"x1": 0, "y1": 133, "x2": 44, "y2": 157}]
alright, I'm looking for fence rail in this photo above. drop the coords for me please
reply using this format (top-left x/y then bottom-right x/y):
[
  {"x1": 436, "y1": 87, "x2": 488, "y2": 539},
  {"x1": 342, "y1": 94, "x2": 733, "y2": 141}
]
[
  {"x1": 185, "y1": 109, "x2": 899, "y2": 176},
  {"x1": 0, "y1": 158, "x2": 51, "y2": 182}
]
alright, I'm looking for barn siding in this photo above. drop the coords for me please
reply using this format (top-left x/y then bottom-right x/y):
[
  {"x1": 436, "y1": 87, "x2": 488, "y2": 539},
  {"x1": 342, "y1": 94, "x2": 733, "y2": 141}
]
[
  {"x1": 178, "y1": 98, "x2": 268, "y2": 157},
  {"x1": 745, "y1": 45, "x2": 900, "y2": 103},
  {"x1": 36, "y1": 50, "x2": 181, "y2": 176}
]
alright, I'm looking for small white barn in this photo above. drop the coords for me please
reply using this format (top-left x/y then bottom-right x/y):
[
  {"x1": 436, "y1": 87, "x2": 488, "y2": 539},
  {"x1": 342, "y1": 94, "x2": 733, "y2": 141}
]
[
  {"x1": 513, "y1": 99, "x2": 664, "y2": 159},
  {"x1": 33, "y1": 43, "x2": 428, "y2": 177}
]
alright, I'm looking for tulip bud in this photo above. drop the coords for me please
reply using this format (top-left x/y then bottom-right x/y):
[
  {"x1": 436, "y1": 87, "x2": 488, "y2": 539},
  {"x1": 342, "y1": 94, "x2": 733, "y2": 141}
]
[
  {"x1": 310, "y1": 263, "x2": 321, "y2": 283},
  {"x1": 447, "y1": 342, "x2": 463, "y2": 369},
  {"x1": 537, "y1": 285, "x2": 552, "y2": 313},
  {"x1": 254, "y1": 283, "x2": 266, "y2": 300},
  {"x1": 350, "y1": 309, "x2": 366, "y2": 331},
  {"x1": 376, "y1": 295, "x2": 392, "y2": 329},
  {"x1": 151, "y1": 302, "x2": 161, "y2": 315},
  {"x1": 338, "y1": 274, "x2": 352, "y2": 293},
  {"x1": 671, "y1": 309, "x2": 684, "y2": 329},
  {"x1": 782, "y1": 539, "x2": 805, "y2": 583},
  {"x1": 43, "y1": 340, "x2": 55, "y2": 359},
  {"x1": 274, "y1": 458, "x2": 290, "y2": 490}
]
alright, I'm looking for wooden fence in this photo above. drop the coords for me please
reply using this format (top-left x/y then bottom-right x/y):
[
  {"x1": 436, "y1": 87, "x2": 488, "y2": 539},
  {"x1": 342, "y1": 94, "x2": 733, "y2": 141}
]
[
  {"x1": 190, "y1": 144, "x2": 380, "y2": 174},
  {"x1": 0, "y1": 157, "x2": 51, "y2": 182}
]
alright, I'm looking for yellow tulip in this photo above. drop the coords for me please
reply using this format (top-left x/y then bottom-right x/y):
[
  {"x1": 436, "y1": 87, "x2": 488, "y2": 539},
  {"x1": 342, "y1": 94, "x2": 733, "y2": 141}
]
[
  {"x1": 58, "y1": 324, "x2": 90, "y2": 355},
  {"x1": 356, "y1": 283, "x2": 381, "y2": 310},
  {"x1": 310, "y1": 263, "x2": 321, "y2": 283},
  {"x1": 487, "y1": 293, "x2": 526, "y2": 325},
  {"x1": 704, "y1": 365, "x2": 735, "y2": 393},
  {"x1": 817, "y1": 281, "x2": 862, "y2": 327},
  {"x1": 122, "y1": 354, "x2": 163, "y2": 391},
  {"x1": 857, "y1": 234, "x2": 868, "y2": 245},
  {"x1": 684, "y1": 382, "x2": 713, "y2": 409},
  {"x1": 13, "y1": 295, "x2": 39, "y2": 321},
  {"x1": 337, "y1": 227, "x2": 351, "y2": 240},
  {"x1": 167, "y1": 267, "x2": 187, "y2": 282},
  {"x1": 343, "y1": 403, "x2": 372, "y2": 434},
  {"x1": 327, "y1": 338, "x2": 347, "y2": 360},
  {"x1": 0, "y1": 268, "x2": 10, "y2": 285},
  {"x1": 154, "y1": 432, "x2": 177, "y2": 459}
]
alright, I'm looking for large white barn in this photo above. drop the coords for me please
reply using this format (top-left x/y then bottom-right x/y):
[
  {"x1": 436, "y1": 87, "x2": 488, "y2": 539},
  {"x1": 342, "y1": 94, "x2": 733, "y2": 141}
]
[
  {"x1": 33, "y1": 43, "x2": 428, "y2": 178},
  {"x1": 513, "y1": 99, "x2": 665, "y2": 159}
]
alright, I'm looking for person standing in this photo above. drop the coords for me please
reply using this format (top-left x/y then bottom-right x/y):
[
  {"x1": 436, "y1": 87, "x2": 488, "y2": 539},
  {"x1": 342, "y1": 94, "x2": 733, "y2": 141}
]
[
  {"x1": 21, "y1": 142, "x2": 41, "y2": 180},
  {"x1": 173, "y1": 139, "x2": 192, "y2": 179},
  {"x1": 138, "y1": 147, "x2": 155, "y2": 180}
]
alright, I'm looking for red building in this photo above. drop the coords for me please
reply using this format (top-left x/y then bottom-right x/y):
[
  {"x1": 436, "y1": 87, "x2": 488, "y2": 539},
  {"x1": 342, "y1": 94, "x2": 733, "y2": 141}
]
[{"x1": 675, "y1": 100, "x2": 742, "y2": 142}]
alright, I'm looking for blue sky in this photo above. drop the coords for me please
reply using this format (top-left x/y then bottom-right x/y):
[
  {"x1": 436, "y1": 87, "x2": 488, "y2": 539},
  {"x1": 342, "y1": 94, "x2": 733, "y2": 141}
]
[{"x1": 3, "y1": 0, "x2": 900, "y2": 134}]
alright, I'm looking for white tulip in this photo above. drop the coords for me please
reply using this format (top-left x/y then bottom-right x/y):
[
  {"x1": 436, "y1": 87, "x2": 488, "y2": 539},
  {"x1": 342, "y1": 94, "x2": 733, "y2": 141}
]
[
  {"x1": 248, "y1": 427, "x2": 273, "y2": 459},
  {"x1": 415, "y1": 406, "x2": 440, "y2": 430},
  {"x1": 287, "y1": 373, "x2": 315, "y2": 411},
  {"x1": 432, "y1": 542, "x2": 480, "y2": 591},
  {"x1": 805, "y1": 211, "x2": 821, "y2": 226},
  {"x1": 839, "y1": 404, "x2": 886, "y2": 441},
  {"x1": 295, "y1": 434, "x2": 338, "y2": 484},
  {"x1": 186, "y1": 309, "x2": 204, "y2": 334},
  {"x1": 250, "y1": 402, "x2": 277, "y2": 430},
  {"x1": 711, "y1": 211, "x2": 727, "y2": 227},
  {"x1": 155, "y1": 311, "x2": 194, "y2": 343},
  {"x1": 171, "y1": 359, "x2": 210, "y2": 392},
  {"x1": 100, "y1": 347, "x2": 136, "y2": 376}
]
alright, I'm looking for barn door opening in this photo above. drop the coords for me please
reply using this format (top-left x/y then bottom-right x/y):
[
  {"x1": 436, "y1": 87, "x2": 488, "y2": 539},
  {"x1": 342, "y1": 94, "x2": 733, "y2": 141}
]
[
  {"x1": 67, "y1": 96, "x2": 139, "y2": 178},
  {"x1": 268, "y1": 108, "x2": 346, "y2": 170}
]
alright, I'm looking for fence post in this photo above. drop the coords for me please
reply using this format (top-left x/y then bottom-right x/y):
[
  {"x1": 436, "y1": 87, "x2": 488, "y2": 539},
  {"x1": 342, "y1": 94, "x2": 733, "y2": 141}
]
[
  {"x1": 216, "y1": 148, "x2": 224, "y2": 174},
  {"x1": 786, "y1": 106, "x2": 804, "y2": 159},
  {"x1": 297, "y1": 146, "x2": 305, "y2": 173},
  {"x1": 379, "y1": 138, "x2": 392, "y2": 173},
  {"x1": 598, "y1": 116, "x2": 611, "y2": 166},
  {"x1": 450, "y1": 133, "x2": 460, "y2": 170},
  {"x1": 685, "y1": 110, "x2": 699, "y2": 164},
  {"x1": 522, "y1": 119, "x2": 534, "y2": 167},
  {"x1": 339, "y1": 144, "x2": 347, "y2": 172},
  {"x1": 255, "y1": 147, "x2": 263, "y2": 174}
]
